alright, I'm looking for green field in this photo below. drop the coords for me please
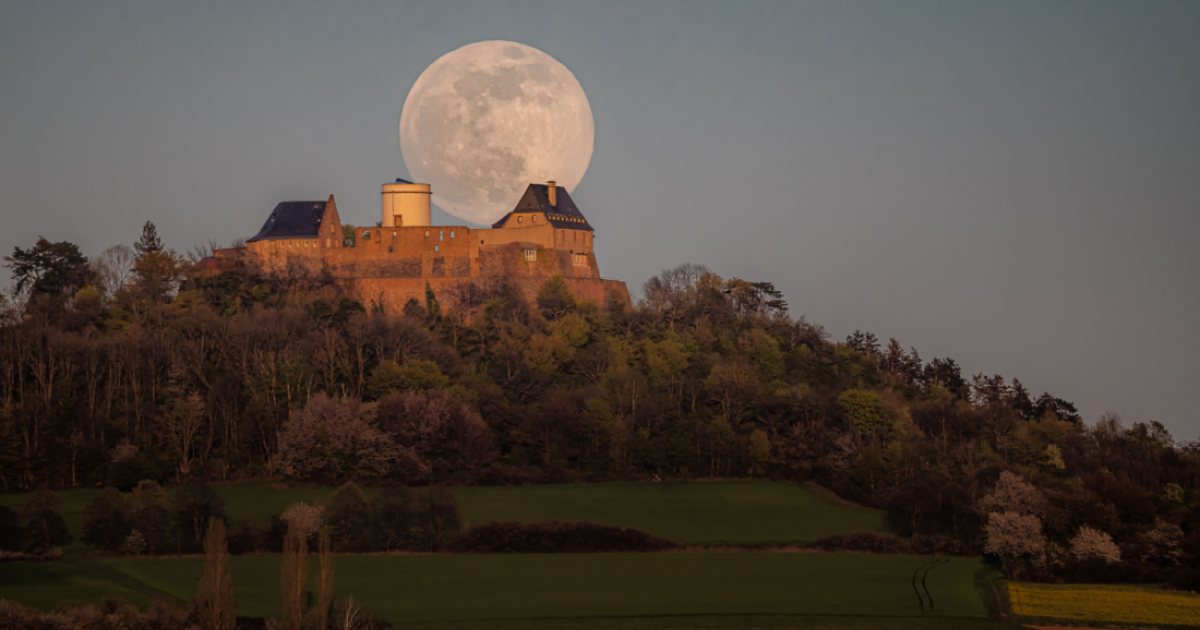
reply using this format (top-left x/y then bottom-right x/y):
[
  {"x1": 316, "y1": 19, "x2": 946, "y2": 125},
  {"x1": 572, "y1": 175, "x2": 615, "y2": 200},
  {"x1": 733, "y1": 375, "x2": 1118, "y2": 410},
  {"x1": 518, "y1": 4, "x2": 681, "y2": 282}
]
[
  {"x1": 0, "y1": 480, "x2": 888, "y2": 547},
  {"x1": 0, "y1": 552, "x2": 992, "y2": 628}
]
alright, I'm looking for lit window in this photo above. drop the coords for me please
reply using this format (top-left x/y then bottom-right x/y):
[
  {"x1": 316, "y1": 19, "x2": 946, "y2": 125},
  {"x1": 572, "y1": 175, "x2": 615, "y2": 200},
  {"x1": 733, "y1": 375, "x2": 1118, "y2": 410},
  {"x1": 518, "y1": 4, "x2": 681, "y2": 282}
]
[
  {"x1": 524, "y1": 248, "x2": 537, "y2": 262},
  {"x1": 425, "y1": 230, "x2": 429, "y2": 238},
  {"x1": 533, "y1": 215, "x2": 537, "y2": 222},
  {"x1": 392, "y1": 231, "x2": 396, "y2": 238},
  {"x1": 518, "y1": 216, "x2": 523, "y2": 224}
]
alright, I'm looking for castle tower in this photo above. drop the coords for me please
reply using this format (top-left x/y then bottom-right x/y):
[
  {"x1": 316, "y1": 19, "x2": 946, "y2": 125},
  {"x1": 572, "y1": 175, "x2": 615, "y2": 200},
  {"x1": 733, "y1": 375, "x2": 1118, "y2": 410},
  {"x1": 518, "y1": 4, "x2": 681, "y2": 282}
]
[{"x1": 381, "y1": 179, "x2": 431, "y2": 227}]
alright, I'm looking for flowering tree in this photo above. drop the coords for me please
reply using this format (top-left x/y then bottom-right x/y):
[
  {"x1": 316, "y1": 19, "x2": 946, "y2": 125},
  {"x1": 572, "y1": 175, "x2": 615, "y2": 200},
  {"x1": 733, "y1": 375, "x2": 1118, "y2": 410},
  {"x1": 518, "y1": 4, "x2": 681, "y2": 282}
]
[
  {"x1": 1070, "y1": 526, "x2": 1121, "y2": 563},
  {"x1": 979, "y1": 471, "x2": 1045, "y2": 517},
  {"x1": 375, "y1": 389, "x2": 495, "y2": 480},
  {"x1": 280, "y1": 502, "x2": 324, "y2": 541},
  {"x1": 984, "y1": 511, "x2": 1047, "y2": 578},
  {"x1": 275, "y1": 394, "x2": 397, "y2": 479}
]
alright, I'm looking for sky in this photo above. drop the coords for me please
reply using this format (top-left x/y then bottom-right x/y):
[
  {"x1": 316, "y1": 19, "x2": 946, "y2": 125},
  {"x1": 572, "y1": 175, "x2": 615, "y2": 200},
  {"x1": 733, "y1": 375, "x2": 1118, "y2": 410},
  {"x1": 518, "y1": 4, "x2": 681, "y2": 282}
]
[{"x1": 1, "y1": 1, "x2": 1197, "y2": 439}]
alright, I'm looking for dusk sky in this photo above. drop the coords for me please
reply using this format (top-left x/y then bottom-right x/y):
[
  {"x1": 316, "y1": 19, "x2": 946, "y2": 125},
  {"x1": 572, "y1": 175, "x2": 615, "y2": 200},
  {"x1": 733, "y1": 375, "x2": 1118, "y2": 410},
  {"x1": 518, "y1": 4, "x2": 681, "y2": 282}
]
[{"x1": 2, "y1": 1, "x2": 1197, "y2": 438}]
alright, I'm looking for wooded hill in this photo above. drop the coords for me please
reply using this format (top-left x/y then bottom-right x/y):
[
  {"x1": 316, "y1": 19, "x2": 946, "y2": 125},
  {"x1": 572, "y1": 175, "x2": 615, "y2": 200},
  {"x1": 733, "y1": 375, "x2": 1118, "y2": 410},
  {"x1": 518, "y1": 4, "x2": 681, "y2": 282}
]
[{"x1": 2, "y1": 224, "x2": 1199, "y2": 583}]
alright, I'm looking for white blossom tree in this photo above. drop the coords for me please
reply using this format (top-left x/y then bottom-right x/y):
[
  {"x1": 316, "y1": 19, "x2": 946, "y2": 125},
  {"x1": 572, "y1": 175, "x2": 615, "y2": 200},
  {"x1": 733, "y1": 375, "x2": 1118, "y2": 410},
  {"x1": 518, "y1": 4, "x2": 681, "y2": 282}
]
[{"x1": 1070, "y1": 526, "x2": 1121, "y2": 563}]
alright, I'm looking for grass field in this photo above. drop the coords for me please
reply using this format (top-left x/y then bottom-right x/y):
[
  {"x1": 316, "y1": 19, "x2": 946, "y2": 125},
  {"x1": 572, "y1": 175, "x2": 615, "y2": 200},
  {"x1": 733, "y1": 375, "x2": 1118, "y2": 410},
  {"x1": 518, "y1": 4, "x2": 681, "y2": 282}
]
[
  {"x1": 1008, "y1": 581, "x2": 1200, "y2": 628},
  {"x1": 0, "y1": 552, "x2": 988, "y2": 627},
  {"x1": 0, "y1": 480, "x2": 889, "y2": 547}
]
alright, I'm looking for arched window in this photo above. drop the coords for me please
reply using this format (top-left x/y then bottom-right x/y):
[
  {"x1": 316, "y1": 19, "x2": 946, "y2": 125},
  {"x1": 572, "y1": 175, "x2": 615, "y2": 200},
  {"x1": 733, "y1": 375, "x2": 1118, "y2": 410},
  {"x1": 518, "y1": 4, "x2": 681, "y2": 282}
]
[
  {"x1": 362, "y1": 230, "x2": 371, "y2": 240},
  {"x1": 450, "y1": 230, "x2": 455, "y2": 238}
]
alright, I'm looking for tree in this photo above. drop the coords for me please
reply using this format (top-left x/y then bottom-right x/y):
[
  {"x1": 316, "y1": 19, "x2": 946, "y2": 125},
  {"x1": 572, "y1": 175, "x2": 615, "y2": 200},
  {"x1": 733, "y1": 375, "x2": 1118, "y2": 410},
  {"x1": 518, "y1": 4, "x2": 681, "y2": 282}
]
[
  {"x1": 280, "y1": 502, "x2": 324, "y2": 542},
  {"x1": 195, "y1": 518, "x2": 236, "y2": 630},
  {"x1": 326, "y1": 482, "x2": 371, "y2": 546},
  {"x1": 979, "y1": 471, "x2": 1045, "y2": 517},
  {"x1": 748, "y1": 429, "x2": 770, "y2": 477},
  {"x1": 1070, "y1": 526, "x2": 1120, "y2": 563},
  {"x1": 376, "y1": 390, "x2": 496, "y2": 479},
  {"x1": 839, "y1": 390, "x2": 884, "y2": 439},
  {"x1": 419, "y1": 485, "x2": 462, "y2": 551},
  {"x1": 275, "y1": 394, "x2": 397, "y2": 479},
  {"x1": 134, "y1": 221, "x2": 164, "y2": 257},
  {"x1": 366, "y1": 359, "x2": 449, "y2": 399},
  {"x1": 4, "y1": 237, "x2": 97, "y2": 297},
  {"x1": 82, "y1": 487, "x2": 131, "y2": 551},
  {"x1": 371, "y1": 486, "x2": 417, "y2": 550},
  {"x1": 281, "y1": 518, "x2": 308, "y2": 630},
  {"x1": 536, "y1": 275, "x2": 576, "y2": 320},
  {"x1": 94, "y1": 244, "x2": 136, "y2": 295},
  {"x1": 318, "y1": 530, "x2": 334, "y2": 630},
  {"x1": 131, "y1": 480, "x2": 171, "y2": 553},
  {"x1": 983, "y1": 511, "x2": 1047, "y2": 578},
  {"x1": 0, "y1": 505, "x2": 25, "y2": 551},
  {"x1": 173, "y1": 482, "x2": 227, "y2": 550},
  {"x1": 21, "y1": 487, "x2": 69, "y2": 553}
]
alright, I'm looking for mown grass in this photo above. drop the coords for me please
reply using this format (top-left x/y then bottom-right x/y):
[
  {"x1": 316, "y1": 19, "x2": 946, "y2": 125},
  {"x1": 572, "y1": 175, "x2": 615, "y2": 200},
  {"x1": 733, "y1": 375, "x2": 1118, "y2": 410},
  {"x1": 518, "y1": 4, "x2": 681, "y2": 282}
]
[
  {"x1": 0, "y1": 480, "x2": 889, "y2": 547},
  {"x1": 0, "y1": 560, "x2": 155, "y2": 611},
  {"x1": 1008, "y1": 581, "x2": 1200, "y2": 628},
  {"x1": 99, "y1": 552, "x2": 987, "y2": 624}
]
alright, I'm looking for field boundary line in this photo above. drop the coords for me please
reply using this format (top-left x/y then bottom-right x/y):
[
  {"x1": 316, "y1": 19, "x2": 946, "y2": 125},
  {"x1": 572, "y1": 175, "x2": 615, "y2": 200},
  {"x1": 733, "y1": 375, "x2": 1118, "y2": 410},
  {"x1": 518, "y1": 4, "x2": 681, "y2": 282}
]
[{"x1": 921, "y1": 557, "x2": 950, "y2": 612}]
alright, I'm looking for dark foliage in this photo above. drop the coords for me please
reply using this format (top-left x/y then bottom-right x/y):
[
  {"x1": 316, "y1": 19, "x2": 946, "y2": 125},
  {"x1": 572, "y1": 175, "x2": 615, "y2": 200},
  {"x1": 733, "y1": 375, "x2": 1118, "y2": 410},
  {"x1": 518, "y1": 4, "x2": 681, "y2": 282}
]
[
  {"x1": 809, "y1": 532, "x2": 911, "y2": 554},
  {"x1": 449, "y1": 520, "x2": 677, "y2": 554}
]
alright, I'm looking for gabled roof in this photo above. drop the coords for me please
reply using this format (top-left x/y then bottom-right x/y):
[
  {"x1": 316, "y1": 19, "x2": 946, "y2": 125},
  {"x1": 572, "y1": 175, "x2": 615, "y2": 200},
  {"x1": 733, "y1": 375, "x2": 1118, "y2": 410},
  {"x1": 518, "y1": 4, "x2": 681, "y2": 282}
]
[
  {"x1": 491, "y1": 184, "x2": 594, "y2": 232},
  {"x1": 247, "y1": 201, "x2": 328, "y2": 243}
]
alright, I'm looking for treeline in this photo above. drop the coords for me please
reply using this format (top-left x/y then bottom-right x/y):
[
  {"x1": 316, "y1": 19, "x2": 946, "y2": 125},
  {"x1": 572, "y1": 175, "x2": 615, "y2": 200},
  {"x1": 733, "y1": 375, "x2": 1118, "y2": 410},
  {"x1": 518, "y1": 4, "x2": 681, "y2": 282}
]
[{"x1": 2, "y1": 226, "x2": 1199, "y2": 578}]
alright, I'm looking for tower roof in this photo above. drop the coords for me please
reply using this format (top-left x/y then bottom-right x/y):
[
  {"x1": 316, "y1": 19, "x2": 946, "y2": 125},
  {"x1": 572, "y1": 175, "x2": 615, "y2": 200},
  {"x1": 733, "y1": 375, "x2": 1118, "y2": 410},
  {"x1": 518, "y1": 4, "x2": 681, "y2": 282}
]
[
  {"x1": 491, "y1": 184, "x2": 594, "y2": 232},
  {"x1": 246, "y1": 200, "x2": 329, "y2": 243}
]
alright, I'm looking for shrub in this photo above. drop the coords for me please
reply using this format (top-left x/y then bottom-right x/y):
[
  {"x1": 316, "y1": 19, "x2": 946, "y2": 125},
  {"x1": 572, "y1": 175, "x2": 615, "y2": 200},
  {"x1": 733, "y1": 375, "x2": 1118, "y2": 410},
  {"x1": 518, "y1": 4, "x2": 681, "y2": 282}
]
[
  {"x1": 1169, "y1": 567, "x2": 1200, "y2": 593},
  {"x1": 227, "y1": 519, "x2": 263, "y2": 556},
  {"x1": 83, "y1": 487, "x2": 132, "y2": 551},
  {"x1": 810, "y1": 531, "x2": 911, "y2": 554},
  {"x1": 450, "y1": 520, "x2": 677, "y2": 553}
]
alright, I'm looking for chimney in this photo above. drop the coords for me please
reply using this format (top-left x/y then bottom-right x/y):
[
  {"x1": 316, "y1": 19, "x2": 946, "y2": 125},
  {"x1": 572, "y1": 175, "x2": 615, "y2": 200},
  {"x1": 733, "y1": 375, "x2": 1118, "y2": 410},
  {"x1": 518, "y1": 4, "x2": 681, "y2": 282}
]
[{"x1": 547, "y1": 180, "x2": 557, "y2": 206}]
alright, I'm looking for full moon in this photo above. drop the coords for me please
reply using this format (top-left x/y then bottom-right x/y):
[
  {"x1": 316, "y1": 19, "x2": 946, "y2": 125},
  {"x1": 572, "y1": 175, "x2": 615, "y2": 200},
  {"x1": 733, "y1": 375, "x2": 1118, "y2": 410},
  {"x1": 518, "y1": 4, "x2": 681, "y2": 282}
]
[{"x1": 400, "y1": 41, "x2": 594, "y2": 225}]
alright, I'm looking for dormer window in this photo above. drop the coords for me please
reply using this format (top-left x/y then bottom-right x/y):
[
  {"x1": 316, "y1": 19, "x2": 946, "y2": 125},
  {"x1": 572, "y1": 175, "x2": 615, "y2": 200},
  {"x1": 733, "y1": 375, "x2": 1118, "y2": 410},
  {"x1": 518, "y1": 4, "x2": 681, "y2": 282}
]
[
  {"x1": 518, "y1": 216, "x2": 523, "y2": 224},
  {"x1": 532, "y1": 215, "x2": 537, "y2": 222}
]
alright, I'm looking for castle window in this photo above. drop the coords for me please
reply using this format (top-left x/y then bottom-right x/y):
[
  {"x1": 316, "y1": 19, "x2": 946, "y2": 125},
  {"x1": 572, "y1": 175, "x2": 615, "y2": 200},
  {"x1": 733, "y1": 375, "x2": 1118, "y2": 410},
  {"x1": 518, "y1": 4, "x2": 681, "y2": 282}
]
[
  {"x1": 518, "y1": 216, "x2": 523, "y2": 224},
  {"x1": 439, "y1": 230, "x2": 444, "y2": 241},
  {"x1": 392, "y1": 231, "x2": 396, "y2": 238},
  {"x1": 425, "y1": 230, "x2": 429, "y2": 238},
  {"x1": 326, "y1": 238, "x2": 330, "y2": 248},
  {"x1": 362, "y1": 230, "x2": 370, "y2": 240},
  {"x1": 533, "y1": 215, "x2": 537, "y2": 222},
  {"x1": 524, "y1": 248, "x2": 537, "y2": 262},
  {"x1": 388, "y1": 246, "x2": 393, "y2": 253},
  {"x1": 435, "y1": 245, "x2": 440, "y2": 253},
  {"x1": 450, "y1": 230, "x2": 455, "y2": 238}
]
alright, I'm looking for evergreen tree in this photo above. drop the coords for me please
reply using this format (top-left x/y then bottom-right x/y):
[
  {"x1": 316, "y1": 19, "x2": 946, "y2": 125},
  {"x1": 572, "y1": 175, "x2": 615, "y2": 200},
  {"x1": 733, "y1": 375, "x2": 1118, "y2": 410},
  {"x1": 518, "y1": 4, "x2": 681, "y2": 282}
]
[{"x1": 134, "y1": 221, "x2": 163, "y2": 257}]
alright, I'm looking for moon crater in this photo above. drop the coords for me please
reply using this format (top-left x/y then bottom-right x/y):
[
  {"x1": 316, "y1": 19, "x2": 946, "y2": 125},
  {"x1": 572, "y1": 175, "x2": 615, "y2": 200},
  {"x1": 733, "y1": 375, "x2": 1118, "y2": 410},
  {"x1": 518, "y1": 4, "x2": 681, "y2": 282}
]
[{"x1": 400, "y1": 41, "x2": 594, "y2": 225}]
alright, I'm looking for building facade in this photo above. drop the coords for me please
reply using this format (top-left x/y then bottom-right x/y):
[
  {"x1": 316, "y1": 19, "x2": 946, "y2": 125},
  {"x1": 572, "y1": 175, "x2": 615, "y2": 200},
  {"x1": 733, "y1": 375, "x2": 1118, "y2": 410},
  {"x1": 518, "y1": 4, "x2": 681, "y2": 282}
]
[{"x1": 218, "y1": 180, "x2": 629, "y2": 312}]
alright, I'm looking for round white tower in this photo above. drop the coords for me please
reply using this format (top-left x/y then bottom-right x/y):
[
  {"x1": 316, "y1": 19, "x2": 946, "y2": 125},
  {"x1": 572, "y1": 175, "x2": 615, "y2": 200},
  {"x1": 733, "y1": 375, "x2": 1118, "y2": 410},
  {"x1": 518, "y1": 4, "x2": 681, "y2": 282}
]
[{"x1": 382, "y1": 179, "x2": 431, "y2": 227}]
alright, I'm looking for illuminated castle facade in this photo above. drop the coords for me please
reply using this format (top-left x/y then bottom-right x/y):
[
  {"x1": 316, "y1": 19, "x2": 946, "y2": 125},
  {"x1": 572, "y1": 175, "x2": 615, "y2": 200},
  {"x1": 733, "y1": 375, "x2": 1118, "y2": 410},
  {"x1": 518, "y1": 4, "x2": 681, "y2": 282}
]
[{"x1": 215, "y1": 180, "x2": 629, "y2": 312}]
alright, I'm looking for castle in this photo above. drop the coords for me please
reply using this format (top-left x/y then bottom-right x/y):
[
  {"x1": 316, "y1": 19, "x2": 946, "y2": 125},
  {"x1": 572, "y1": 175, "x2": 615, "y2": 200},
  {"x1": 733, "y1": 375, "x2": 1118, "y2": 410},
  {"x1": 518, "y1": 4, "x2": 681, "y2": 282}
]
[{"x1": 214, "y1": 180, "x2": 629, "y2": 313}]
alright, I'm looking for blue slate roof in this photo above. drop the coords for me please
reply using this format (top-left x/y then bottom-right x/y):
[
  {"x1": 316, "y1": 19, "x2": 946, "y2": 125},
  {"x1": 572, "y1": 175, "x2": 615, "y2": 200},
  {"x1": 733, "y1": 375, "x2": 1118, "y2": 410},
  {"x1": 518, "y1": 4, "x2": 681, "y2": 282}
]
[
  {"x1": 491, "y1": 184, "x2": 594, "y2": 232},
  {"x1": 247, "y1": 201, "x2": 328, "y2": 243}
]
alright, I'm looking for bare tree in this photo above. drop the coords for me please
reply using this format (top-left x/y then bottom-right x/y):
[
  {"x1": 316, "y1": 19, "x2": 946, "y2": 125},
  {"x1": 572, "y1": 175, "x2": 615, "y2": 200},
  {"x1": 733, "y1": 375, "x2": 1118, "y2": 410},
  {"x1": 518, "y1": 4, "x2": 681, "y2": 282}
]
[
  {"x1": 318, "y1": 530, "x2": 334, "y2": 630},
  {"x1": 93, "y1": 244, "x2": 136, "y2": 296}
]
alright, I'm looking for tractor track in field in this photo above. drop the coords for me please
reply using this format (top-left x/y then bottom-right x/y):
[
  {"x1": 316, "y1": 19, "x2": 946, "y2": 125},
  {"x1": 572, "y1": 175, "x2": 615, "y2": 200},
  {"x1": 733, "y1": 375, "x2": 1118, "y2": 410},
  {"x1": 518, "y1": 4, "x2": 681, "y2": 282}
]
[{"x1": 911, "y1": 557, "x2": 950, "y2": 613}]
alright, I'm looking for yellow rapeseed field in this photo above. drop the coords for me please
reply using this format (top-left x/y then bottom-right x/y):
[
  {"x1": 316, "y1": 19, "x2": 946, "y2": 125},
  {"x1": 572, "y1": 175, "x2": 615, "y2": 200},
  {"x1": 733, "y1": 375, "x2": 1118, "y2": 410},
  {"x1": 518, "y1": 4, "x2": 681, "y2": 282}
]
[{"x1": 1008, "y1": 581, "x2": 1200, "y2": 626}]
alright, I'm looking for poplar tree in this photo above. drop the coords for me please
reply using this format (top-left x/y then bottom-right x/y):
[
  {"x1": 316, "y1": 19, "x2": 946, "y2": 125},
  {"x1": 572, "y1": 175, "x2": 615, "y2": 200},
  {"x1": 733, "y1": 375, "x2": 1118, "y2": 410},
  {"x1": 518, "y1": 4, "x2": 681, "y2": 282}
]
[
  {"x1": 195, "y1": 518, "x2": 235, "y2": 630},
  {"x1": 281, "y1": 520, "x2": 308, "y2": 630}
]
